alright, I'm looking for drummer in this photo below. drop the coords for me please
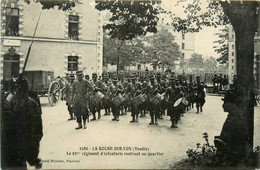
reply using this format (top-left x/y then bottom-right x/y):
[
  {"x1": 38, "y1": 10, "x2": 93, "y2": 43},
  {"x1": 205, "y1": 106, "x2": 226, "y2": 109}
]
[
  {"x1": 127, "y1": 74, "x2": 142, "y2": 123},
  {"x1": 102, "y1": 74, "x2": 111, "y2": 116},
  {"x1": 107, "y1": 76, "x2": 123, "y2": 121},
  {"x1": 156, "y1": 72, "x2": 166, "y2": 119},
  {"x1": 123, "y1": 75, "x2": 132, "y2": 114},
  {"x1": 89, "y1": 73, "x2": 104, "y2": 121},
  {"x1": 165, "y1": 78, "x2": 184, "y2": 128},
  {"x1": 145, "y1": 75, "x2": 161, "y2": 125}
]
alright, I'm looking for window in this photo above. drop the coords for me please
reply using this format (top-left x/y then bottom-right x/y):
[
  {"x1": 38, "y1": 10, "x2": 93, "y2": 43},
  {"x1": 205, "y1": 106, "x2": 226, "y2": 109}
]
[
  {"x1": 3, "y1": 48, "x2": 20, "y2": 80},
  {"x1": 232, "y1": 66, "x2": 234, "y2": 70},
  {"x1": 232, "y1": 35, "x2": 234, "y2": 39},
  {"x1": 232, "y1": 59, "x2": 234, "y2": 63},
  {"x1": 182, "y1": 53, "x2": 185, "y2": 58},
  {"x1": 5, "y1": 7, "x2": 19, "y2": 36},
  {"x1": 68, "y1": 15, "x2": 79, "y2": 40},
  {"x1": 182, "y1": 43, "x2": 185, "y2": 49},
  {"x1": 182, "y1": 33, "x2": 185, "y2": 40},
  {"x1": 67, "y1": 56, "x2": 78, "y2": 71},
  {"x1": 232, "y1": 45, "x2": 234, "y2": 49},
  {"x1": 98, "y1": 59, "x2": 100, "y2": 63},
  {"x1": 232, "y1": 52, "x2": 234, "y2": 56}
]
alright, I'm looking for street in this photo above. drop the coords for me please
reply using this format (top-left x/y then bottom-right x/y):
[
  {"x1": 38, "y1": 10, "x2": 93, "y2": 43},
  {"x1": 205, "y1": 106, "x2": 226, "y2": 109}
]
[{"x1": 36, "y1": 95, "x2": 260, "y2": 169}]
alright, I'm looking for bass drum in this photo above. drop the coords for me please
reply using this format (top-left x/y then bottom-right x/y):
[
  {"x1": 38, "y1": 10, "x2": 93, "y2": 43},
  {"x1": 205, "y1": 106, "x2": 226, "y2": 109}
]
[{"x1": 173, "y1": 97, "x2": 189, "y2": 110}]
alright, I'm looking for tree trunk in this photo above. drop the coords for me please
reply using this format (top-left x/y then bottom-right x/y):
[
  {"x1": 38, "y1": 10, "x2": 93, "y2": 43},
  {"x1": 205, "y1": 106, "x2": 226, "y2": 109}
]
[
  {"x1": 220, "y1": 1, "x2": 258, "y2": 156},
  {"x1": 234, "y1": 22, "x2": 255, "y2": 154}
]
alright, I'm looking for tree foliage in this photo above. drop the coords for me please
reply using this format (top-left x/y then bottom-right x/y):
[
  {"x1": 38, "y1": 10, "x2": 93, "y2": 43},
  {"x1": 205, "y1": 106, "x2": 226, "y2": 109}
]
[
  {"x1": 213, "y1": 26, "x2": 229, "y2": 64},
  {"x1": 144, "y1": 28, "x2": 181, "y2": 70},
  {"x1": 103, "y1": 36, "x2": 145, "y2": 69},
  {"x1": 95, "y1": 0, "x2": 161, "y2": 40},
  {"x1": 170, "y1": 0, "x2": 229, "y2": 33},
  {"x1": 24, "y1": 0, "x2": 76, "y2": 11}
]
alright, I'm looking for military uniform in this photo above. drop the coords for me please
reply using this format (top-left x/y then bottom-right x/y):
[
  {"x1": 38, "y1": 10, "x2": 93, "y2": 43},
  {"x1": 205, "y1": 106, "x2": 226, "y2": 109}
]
[
  {"x1": 72, "y1": 71, "x2": 93, "y2": 129},
  {"x1": 102, "y1": 75, "x2": 111, "y2": 115},
  {"x1": 64, "y1": 74, "x2": 75, "y2": 120},
  {"x1": 145, "y1": 76, "x2": 161, "y2": 125},
  {"x1": 2, "y1": 78, "x2": 43, "y2": 169},
  {"x1": 90, "y1": 73, "x2": 105, "y2": 121},
  {"x1": 127, "y1": 75, "x2": 142, "y2": 123},
  {"x1": 165, "y1": 78, "x2": 183, "y2": 128},
  {"x1": 107, "y1": 78, "x2": 123, "y2": 121},
  {"x1": 194, "y1": 76, "x2": 207, "y2": 113}
]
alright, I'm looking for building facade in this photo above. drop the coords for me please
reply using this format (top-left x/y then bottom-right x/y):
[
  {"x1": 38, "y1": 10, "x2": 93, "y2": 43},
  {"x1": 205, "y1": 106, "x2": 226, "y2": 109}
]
[
  {"x1": 1, "y1": 0, "x2": 103, "y2": 80},
  {"x1": 228, "y1": 25, "x2": 237, "y2": 84},
  {"x1": 171, "y1": 32, "x2": 195, "y2": 60}
]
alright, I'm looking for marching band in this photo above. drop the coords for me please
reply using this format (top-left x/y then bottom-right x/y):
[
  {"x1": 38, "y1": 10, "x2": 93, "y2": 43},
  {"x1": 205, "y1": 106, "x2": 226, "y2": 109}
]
[{"x1": 67, "y1": 70, "x2": 207, "y2": 130}]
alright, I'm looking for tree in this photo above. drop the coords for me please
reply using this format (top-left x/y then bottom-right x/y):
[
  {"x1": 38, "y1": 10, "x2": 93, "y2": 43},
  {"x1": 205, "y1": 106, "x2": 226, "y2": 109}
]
[
  {"x1": 204, "y1": 56, "x2": 218, "y2": 73},
  {"x1": 213, "y1": 26, "x2": 229, "y2": 64},
  {"x1": 144, "y1": 28, "x2": 182, "y2": 71},
  {"x1": 95, "y1": 0, "x2": 161, "y2": 40},
  {"x1": 103, "y1": 36, "x2": 139, "y2": 70}
]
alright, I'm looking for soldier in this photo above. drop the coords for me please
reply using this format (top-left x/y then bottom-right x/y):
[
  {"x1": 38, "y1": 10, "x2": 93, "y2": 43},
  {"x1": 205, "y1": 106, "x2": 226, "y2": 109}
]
[
  {"x1": 156, "y1": 72, "x2": 166, "y2": 119},
  {"x1": 165, "y1": 78, "x2": 184, "y2": 128},
  {"x1": 212, "y1": 73, "x2": 218, "y2": 93},
  {"x1": 139, "y1": 79, "x2": 148, "y2": 117},
  {"x1": 85, "y1": 75, "x2": 90, "y2": 81},
  {"x1": 107, "y1": 76, "x2": 123, "y2": 121},
  {"x1": 2, "y1": 76, "x2": 43, "y2": 169},
  {"x1": 194, "y1": 76, "x2": 207, "y2": 114},
  {"x1": 127, "y1": 75, "x2": 142, "y2": 123},
  {"x1": 146, "y1": 75, "x2": 161, "y2": 125},
  {"x1": 71, "y1": 71, "x2": 93, "y2": 129},
  {"x1": 64, "y1": 74, "x2": 75, "y2": 121},
  {"x1": 121, "y1": 75, "x2": 130, "y2": 115},
  {"x1": 102, "y1": 74, "x2": 111, "y2": 116},
  {"x1": 90, "y1": 73, "x2": 104, "y2": 121},
  {"x1": 187, "y1": 76, "x2": 196, "y2": 110}
]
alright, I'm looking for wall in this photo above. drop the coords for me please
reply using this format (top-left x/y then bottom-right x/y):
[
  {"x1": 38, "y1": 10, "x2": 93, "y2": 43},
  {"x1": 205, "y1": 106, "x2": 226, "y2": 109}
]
[{"x1": 1, "y1": 0, "x2": 103, "y2": 79}]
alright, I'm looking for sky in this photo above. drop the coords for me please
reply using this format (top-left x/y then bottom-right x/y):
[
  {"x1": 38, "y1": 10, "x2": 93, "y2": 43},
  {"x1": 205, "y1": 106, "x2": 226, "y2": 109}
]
[{"x1": 161, "y1": 0, "x2": 224, "y2": 59}]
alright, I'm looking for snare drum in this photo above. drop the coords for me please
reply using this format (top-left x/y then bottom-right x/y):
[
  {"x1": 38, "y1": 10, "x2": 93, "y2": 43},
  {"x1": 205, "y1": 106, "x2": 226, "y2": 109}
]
[
  {"x1": 151, "y1": 93, "x2": 164, "y2": 105},
  {"x1": 132, "y1": 94, "x2": 145, "y2": 106},
  {"x1": 173, "y1": 97, "x2": 189, "y2": 110},
  {"x1": 92, "y1": 91, "x2": 104, "y2": 105},
  {"x1": 112, "y1": 94, "x2": 124, "y2": 106}
]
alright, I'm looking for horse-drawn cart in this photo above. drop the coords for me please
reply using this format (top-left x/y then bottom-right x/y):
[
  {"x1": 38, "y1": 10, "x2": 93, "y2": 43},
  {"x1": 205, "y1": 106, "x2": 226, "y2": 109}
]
[{"x1": 24, "y1": 70, "x2": 67, "y2": 106}]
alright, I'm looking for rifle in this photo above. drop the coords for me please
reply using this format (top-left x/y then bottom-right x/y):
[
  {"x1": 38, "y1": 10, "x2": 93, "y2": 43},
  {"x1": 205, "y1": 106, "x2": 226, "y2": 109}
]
[{"x1": 22, "y1": 11, "x2": 42, "y2": 75}]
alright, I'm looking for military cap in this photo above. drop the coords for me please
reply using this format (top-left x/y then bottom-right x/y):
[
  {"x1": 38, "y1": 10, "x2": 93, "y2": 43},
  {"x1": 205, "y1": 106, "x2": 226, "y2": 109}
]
[
  {"x1": 92, "y1": 73, "x2": 97, "y2": 77},
  {"x1": 69, "y1": 74, "x2": 75, "y2": 78},
  {"x1": 102, "y1": 75, "x2": 109, "y2": 79},
  {"x1": 156, "y1": 72, "x2": 161, "y2": 77},
  {"x1": 76, "y1": 70, "x2": 83, "y2": 75},
  {"x1": 112, "y1": 77, "x2": 118, "y2": 82},
  {"x1": 169, "y1": 77, "x2": 175, "y2": 83},
  {"x1": 131, "y1": 75, "x2": 136, "y2": 80}
]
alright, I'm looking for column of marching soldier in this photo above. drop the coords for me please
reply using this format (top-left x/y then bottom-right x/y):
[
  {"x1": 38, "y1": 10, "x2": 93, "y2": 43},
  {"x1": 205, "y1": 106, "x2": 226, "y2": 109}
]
[{"x1": 63, "y1": 70, "x2": 207, "y2": 130}]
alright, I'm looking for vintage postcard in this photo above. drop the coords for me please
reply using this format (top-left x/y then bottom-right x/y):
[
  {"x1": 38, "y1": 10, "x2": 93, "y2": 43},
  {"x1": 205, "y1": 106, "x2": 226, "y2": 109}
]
[{"x1": 1, "y1": 0, "x2": 260, "y2": 169}]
